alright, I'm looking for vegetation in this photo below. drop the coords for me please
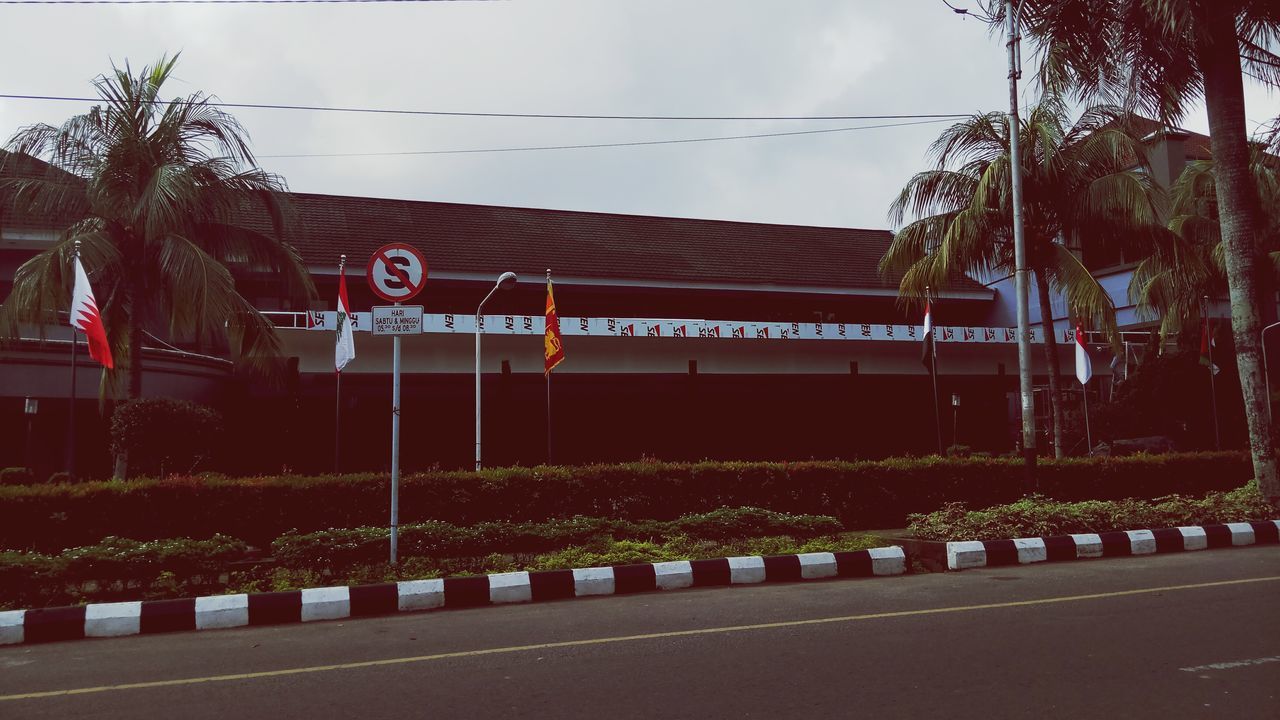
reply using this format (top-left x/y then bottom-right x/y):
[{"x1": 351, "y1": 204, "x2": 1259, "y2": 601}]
[
  {"x1": 1000, "y1": 0, "x2": 1280, "y2": 505},
  {"x1": 1131, "y1": 141, "x2": 1280, "y2": 339},
  {"x1": 110, "y1": 397, "x2": 224, "y2": 476},
  {"x1": 880, "y1": 99, "x2": 1162, "y2": 457},
  {"x1": 908, "y1": 481, "x2": 1275, "y2": 541},
  {"x1": 0, "y1": 55, "x2": 314, "y2": 478},
  {"x1": 0, "y1": 507, "x2": 877, "y2": 609},
  {"x1": 0, "y1": 454, "x2": 1251, "y2": 551},
  {"x1": 0, "y1": 467, "x2": 34, "y2": 486},
  {"x1": 271, "y1": 508, "x2": 844, "y2": 573}
]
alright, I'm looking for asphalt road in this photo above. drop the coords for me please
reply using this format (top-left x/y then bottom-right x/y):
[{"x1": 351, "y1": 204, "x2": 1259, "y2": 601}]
[{"x1": 2, "y1": 546, "x2": 1278, "y2": 719}]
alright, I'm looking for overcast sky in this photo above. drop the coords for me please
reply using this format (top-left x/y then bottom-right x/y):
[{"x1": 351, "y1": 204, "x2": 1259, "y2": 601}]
[{"x1": 2, "y1": 0, "x2": 1277, "y2": 232}]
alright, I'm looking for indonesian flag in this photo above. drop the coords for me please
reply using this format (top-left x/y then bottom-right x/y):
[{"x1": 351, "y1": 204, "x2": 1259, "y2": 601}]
[
  {"x1": 335, "y1": 268, "x2": 355, "y2": 372},
  {"x1": 920, "y1": 301, "x2": 934, "y2": 372},
  {"x1": 1199, "y1": 317, "x2": 1219, "y2": 376},
  {"x1": 1074, "y1": 324, "x2": 1092, "y2": 385},
  {"x1": 544, "y1": 278, "x2": 565, "y2": 374},
  {"x1": 71, "y1": 255, "x2": 113, "y2": 369}
]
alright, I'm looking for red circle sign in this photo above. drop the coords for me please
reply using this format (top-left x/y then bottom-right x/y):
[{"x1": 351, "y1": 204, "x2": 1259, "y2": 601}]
[{"x1": 366, "y1": 243, "x2": 428, "y2": 302}]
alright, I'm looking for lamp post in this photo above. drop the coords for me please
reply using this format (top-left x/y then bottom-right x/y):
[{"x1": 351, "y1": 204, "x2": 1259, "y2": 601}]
[
  {"x1": 475, "y1": 272, "x2": 518, "y2": 471},
  {"x1": 951, "y1": 393, "x2": 961, "y2": 450},
  {"x1": 1264, "y1": 320, "x2": 1280, "y2": 422},
  {"x1": 24, "y1": 397, "x2": 39, "y2": 473}
]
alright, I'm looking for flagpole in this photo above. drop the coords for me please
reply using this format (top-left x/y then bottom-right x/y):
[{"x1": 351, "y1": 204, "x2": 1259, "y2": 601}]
[
  {"x1": 67, "y1": 239, "x2": 80, "y2": 478},
  {"x1": 1204, "y1": 296, "x2": 1220, "y2": 450},
  {"x1": 546, "y1": 269, "x2": 553, "y2": 465},
  {"x1": 334, "y1": 370, "x2": 342, "y2": 474},
  {"x1": 928, "y1": 287, "x2": 943, "y2": 455},
  {"x1": 335, "y1": 254, "x2": 346, "y2": 475},
  {"x1": 1082, "y1": 383, "x2": 1092, "y2": 454}
]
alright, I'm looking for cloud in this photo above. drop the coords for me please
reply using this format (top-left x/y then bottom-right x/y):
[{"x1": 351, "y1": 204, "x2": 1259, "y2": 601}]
[{"x1": 1, "y1": 0, "x2": 1276, "y2": 232}]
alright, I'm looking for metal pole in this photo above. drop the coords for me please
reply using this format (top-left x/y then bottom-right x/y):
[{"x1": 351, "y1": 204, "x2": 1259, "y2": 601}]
[
  {"x1": 546, "y1": 370, "x2": 553, "y2": 464},
  {"x1": 1204, "y1": 297, "x2": 1220, "y2": 451},
  {"x1": 1082, "y1": 383, "x2": 1092, "y2": 454},
  {"x1": 929, "y1": 291, "x2": 943, "y2": 455},
  {"x1": 547, "y1": 266, "x2": 552, "y2": 461},
  {"x1": 68, "y1": 240, "x2": 79, "y2": 478},
  {"x1": 390, "y1": 301, "x2": 401, "y2": 565},
  {"x1": 336, "y1": 254, "x2": 346, "y2": 476},
  {"x1": 334, "y1": 371, "x2": 342, "y2": 474},
  {"x1": 1263, "y1": 321, "x2": 1280, "y2": 422},
  {"x1": 68, "y1": 333, "x2": 76, "y2": 476},
  {"x1": 475, "y1": 307, "x2": 483, "y2": 472},
  {"x1": 1007, "y1": 0, "x2": 1037, "y2": 488}
]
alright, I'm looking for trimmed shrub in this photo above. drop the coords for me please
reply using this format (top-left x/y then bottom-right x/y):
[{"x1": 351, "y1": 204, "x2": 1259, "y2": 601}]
[
  {"x1": 907, "y1": 481, "x2": 1276, "y2": 541},
  {"x1": 0, "y1": 467, "x2": 35, "y2": 486},
  {"x1": 0, "y1": 534, "x2": 248, "y2": 608},
  {"x1": 271, "y1": 507, "x2": 843, "y2": 572},
  {"x1": 110, "y1": 398, "x2": 223, "y2": 476},
  {"x1": 0, "y1": 453, "x2": 1253, "y2": 551}
]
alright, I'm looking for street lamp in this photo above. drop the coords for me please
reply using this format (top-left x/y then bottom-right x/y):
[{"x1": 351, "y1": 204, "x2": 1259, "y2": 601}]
[
  {"x1": 475, "y1": 271, "x2": 518, "y2": 471},
  {"x1": 1263, "y1": 320, "x2": 1280, "y2": 421},
  {"x1": 24, "y1": 397, "x2": 38, "y2": 472}
]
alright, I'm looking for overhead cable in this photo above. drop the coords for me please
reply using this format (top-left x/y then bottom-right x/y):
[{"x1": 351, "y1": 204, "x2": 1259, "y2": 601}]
[
  {"x1": 0, "y1": 93, "x2": 971, "y2": 122},
  {"x1": 259, "y1": 118, "x2": 959, "y2": 158}
]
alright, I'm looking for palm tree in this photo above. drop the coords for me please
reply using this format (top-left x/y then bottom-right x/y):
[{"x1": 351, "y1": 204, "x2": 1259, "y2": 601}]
[
  {"x1": 995, "y1": 0, "x2": 1280, "y2": 504},
  {"x1": 0, "y1": 55, "x2": 314, "y2": 477},
  {"x1": 1131, "y1": 140, "x2": 1280, "y2": 339},
  {"x1": 881, "y1": 99, "x2": 1164, "y2": 457}
]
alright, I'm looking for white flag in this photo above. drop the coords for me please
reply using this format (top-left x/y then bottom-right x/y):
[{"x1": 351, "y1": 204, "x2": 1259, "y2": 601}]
[
  {"x1": 335, "y1": 269, "x2": 355, "y2": 372},
  {"x1": 1074, "y1": 324, "x2": 1092, "y2": 385}
]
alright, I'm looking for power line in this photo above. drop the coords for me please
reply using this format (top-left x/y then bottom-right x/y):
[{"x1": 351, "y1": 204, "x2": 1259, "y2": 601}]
[
  {"x1": 258, "y1": 118, "x2": 959, "y2": 158},
  {"x1": 2, "y1": 0, "x2": 486, "y2": 4},
  {"x1": 0, "y1": 93, "x2": 971, "y2": 122}
]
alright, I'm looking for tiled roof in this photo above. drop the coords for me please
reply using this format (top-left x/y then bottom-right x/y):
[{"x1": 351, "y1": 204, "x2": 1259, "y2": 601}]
[
  {"x1": 272, "y1": 193, "x2": 980, "y2": 293},
  {"x1": 0, "y1": 151, "x2": 984, "y2": 293},
  {"x1": 1128, "y1": 116, "x2": 1214, "y2": 161}
]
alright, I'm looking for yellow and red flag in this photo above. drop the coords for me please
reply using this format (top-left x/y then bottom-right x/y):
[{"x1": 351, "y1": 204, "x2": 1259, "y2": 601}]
[{"x1": 544, "y1": 277, "x2": 565, "y2": 374}]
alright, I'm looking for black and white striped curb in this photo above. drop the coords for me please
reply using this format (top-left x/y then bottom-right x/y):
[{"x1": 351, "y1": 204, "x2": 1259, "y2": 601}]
[
  {"x1": 946, "y1": 520, "x2": 1280, "y2": 570},
  {"x1": 0, "y1": 546, "x2": 905, "y2": 646}
]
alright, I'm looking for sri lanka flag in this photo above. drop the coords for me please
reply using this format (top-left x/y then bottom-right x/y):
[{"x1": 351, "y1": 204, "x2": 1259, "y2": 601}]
[{"x1": 545, "y1": 277, "x2": 565, "y2": 374}]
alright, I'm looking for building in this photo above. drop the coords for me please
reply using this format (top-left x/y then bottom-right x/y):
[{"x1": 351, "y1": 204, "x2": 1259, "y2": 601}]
[{"x1": 4, "y1": 145, "x2": 1154, "y2": 476}]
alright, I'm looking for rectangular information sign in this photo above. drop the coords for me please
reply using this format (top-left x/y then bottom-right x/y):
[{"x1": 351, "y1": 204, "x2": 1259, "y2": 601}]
[{"x1": 371, "y1": 305, "x2": 424, "y2": 335}]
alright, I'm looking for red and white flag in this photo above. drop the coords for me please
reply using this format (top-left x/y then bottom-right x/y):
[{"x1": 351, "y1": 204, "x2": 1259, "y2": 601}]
[
  {"x1": 71, "y1": 255, "x2": 114, "y2": 369},
  {"x1": 335, "y1": 267, "x2": 356, "y2": 372},
  {"x1": 1074, "y1": 324, "x2": 1092, "y2": 385}
]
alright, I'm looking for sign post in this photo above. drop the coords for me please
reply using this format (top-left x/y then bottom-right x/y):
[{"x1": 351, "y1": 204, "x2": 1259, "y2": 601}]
[{"x1": 366, "y1": 243, "x2": 428, "y2": 564}]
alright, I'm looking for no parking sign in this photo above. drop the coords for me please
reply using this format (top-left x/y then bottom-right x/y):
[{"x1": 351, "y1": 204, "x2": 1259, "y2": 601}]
[{"x1": 366, "y1": 243, "x2": 427, "y2": 302}]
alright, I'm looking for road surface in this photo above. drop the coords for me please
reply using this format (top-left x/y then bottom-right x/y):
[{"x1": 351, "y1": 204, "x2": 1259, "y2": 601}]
[{"x1": 2, "y1": 546, "x2": 1278, "y2": 718}]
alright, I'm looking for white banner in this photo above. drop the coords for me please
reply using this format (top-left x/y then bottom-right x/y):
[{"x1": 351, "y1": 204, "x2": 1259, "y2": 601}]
[{"x1": 301, "y1": 312, "x2": 1047, "y2": 344}]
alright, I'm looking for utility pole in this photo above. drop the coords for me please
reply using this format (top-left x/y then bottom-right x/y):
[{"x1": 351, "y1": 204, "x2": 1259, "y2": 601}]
[{"x1": 1007, "y1": 0, "x2": 1037, "y2": 490}]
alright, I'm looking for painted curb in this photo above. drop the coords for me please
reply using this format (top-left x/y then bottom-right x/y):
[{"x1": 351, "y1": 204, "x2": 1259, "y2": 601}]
[
  {"x1": 0, "y1": 546, "x2": 906, "y2": 646},
  {"x1": 944, "y1": 520, "x2": 1280, "y2": 570}
]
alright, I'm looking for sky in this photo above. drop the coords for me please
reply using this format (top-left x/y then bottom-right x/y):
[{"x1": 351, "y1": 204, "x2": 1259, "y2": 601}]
[{"x1": 1, "y1": 0, "x2": 1277, "y2": 233}]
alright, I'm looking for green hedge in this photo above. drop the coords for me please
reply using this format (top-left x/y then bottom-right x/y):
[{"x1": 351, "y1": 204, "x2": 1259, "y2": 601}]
[
  {"x1": 272, "y1": 507, "x2": 843, "y2": 572},
  {"x1": 0, "y1": 453, "x2": 1251, "y2": 551},
  {"x1": 908, "y1": 482, "x2": 1277, "y2": 541},
  {"x1": 0, "y1": 508, "x2": 840, "y2": 608},
  {"x1": 111, "y1": 397, "x2": 224, "y2": 477},
  {"x1": 0, "y1": 535, "x2": 248, "y2": 609}
]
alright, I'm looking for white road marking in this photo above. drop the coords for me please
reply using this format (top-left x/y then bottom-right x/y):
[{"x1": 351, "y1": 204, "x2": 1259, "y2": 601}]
[{"x1": 1180, "y1": 655, "x2": 1280, "y2": 673}]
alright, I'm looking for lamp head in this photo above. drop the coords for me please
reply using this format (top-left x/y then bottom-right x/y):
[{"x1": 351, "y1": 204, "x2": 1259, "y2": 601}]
[{"x1": 497, "y1": 271, "x2": 518, "y2": 290}]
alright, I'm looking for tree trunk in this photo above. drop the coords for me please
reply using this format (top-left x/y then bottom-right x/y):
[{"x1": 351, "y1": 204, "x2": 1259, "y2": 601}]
[
  {"x1": 113, "y1": 255, "x2": 145, "y2": 480},
  {"x1": 1200, "y1": 9, "x2": 1279, "y2": 507},
  {"x1": 1036, "y1": 269, "x2": 1065, "y2": 458}
]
